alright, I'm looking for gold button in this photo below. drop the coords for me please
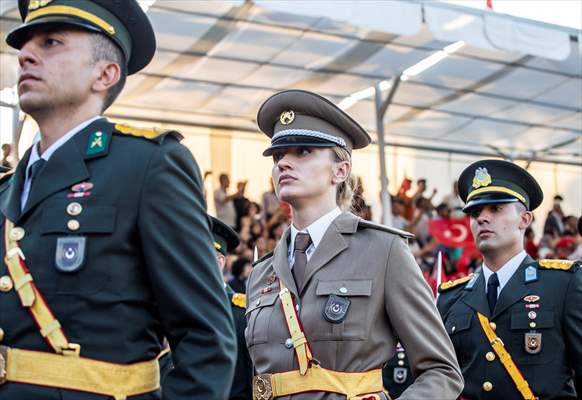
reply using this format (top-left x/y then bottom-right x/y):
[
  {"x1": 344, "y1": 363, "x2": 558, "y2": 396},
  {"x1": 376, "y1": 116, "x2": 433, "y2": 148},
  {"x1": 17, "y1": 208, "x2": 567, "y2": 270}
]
[
  {"x1": 67, "y1": 219, "x2": 80, "y2": 231},
  {"x1": 398, "y1": 360, "x2": 404, "y2": 366},
  {"x1": 10, "y1": 227, "x2": 25, "y2": 241},
  {"x1": 397, "y1": 352, "x2": 405, "y2": 360},
  {"x1": 486, "y1": 352, "x2": 496, "y2": 361},
  {"x1": 529, "y1": 322, "x2": 536, "y2": 328},
  {"x1": 0, "y1": 327, "x2": 4, "y2": 341},
  {"x1": 0, "y1": 276, "x2": 13, "y2": 292},
  {"x1": 483, "y1": 381, "x2": 493, "y2": 392},
  {"x1": 66, "y1": 202, "x2": 83, "y2": 216},
  {"x1": 489, "y1": 322, "x2": 497, "y2": 331}
]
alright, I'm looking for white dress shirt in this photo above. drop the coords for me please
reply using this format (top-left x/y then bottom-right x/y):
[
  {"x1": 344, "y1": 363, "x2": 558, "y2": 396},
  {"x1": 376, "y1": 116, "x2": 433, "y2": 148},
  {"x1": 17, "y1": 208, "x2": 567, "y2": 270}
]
[
  {"x1": 20, "y1": 116, "x2": 102, "y2": 210},
  {"x1": 482, "y1": 250, "x2": 527, "y2": 298},
  {"x1": 287, "y1": 207, "x2": 342, "y2": 269}
]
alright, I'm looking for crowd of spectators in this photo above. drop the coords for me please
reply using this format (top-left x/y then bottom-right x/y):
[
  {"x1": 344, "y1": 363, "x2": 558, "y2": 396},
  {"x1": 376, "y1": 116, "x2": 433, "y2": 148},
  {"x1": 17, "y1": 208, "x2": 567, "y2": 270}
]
[{"x1": 209, "y1": 173, "x2": 581, "y2": 292}]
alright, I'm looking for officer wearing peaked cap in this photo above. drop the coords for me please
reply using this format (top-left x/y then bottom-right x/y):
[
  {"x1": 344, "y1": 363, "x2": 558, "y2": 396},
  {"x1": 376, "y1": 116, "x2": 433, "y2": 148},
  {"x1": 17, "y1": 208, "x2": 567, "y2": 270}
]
[
  {"x1": 438, "y1": 159, "x2": 582, "y2": 399},
  {"x1": 210, "y1": 216, "x2": 253, "y2": 400},
  {"x1": 246, "y1": 90, "x2": 463, "y2": 399},
  {"x1": 0, "y1": 1, "x2": 236, "y2": 399}
]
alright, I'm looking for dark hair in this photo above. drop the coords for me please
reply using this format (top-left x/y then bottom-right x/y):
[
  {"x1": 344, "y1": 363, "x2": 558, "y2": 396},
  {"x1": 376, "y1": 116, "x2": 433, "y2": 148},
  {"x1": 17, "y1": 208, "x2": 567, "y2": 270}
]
[
  {"x1": 89, "y1": 33, "x2": 127, "y2": 112},
  {"x1": 232, "y1": 257, "x2": 250, "y2": 278}
]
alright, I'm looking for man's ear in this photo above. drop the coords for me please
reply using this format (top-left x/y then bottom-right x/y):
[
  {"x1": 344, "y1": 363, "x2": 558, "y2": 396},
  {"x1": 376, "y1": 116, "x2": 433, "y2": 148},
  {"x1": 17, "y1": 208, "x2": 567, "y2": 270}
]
[
  {"x1": 519, "y1": 210, "x2": 533, "y2": 230},
  {"x1": 92, "y1": 61, "x2": 121, "y2": 94}
]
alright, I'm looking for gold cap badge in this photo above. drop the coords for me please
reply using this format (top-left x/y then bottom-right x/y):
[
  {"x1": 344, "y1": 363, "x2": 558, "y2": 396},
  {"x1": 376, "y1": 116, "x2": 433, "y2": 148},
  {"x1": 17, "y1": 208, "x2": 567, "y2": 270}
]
[
  {"x1": 29, "y1": 0, "x2": 54, "y2": 11},
  {"x1": 279, "y1": 110, "x2": 295, "y2": 125},
  {"x1": 472, "y1": 167, "x2": 492, "y2": 189}
]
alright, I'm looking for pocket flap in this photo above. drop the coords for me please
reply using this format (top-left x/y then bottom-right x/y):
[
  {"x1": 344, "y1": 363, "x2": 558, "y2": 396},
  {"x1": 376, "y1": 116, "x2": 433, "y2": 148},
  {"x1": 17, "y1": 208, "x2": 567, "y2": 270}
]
[
  {"x1": 316, "y1": 279, "x2": 372, "y2": 297},
  {"x1": 41, "y1": 205, "x2": 116, "y2": 234},
  {"x1": 511, "y1": 309, "x2": 554, "y2": 329},
  {"x1": 445, "y1": 313, "x2": 472, "y2": 335},
  {"x1": 245, "y1": 292, "x2": 279, "y2": 315}
]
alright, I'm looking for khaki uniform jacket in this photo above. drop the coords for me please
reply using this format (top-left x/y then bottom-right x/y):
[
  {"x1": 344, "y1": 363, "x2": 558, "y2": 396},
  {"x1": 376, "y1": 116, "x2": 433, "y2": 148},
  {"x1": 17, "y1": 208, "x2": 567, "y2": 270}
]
[{"x1": 245, "y1": 212, "x2": 463, "y2": 399}]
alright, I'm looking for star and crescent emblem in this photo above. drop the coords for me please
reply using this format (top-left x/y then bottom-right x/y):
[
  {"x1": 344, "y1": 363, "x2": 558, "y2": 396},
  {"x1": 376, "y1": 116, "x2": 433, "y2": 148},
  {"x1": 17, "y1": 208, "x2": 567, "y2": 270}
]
[{"x1": 472, "y1": 167, "x2": 492, "y2": 189}]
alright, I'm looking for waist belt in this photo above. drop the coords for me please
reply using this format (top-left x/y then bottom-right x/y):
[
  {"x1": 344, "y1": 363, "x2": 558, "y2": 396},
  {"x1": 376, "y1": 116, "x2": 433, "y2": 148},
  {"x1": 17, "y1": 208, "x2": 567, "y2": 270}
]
[
  {"x1": 0, "y1": 346, "x2": 160, "y2": 400},
  {"x1": 477, "y1": 313, "x2": 537, "y2": 400},
  {"x1": 253, "y1": 366, "x2": 384, "y2": 400}
]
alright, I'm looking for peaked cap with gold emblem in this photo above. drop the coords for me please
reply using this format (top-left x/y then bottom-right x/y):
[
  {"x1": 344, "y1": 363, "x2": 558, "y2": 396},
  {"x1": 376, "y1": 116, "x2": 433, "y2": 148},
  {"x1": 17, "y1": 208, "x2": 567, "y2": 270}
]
[
  {"x1": 257, "y1": 90, "x2": 371, "y2": 156},
  {"x1": 458, "y1": 159, "x2": 543, "y2": 212},
  {"x1": 210, "y1": 216, "x2": 240, "y2": 256},
  {"x1": 6, "y1": 0, "x2": 156, "y2": 75}
]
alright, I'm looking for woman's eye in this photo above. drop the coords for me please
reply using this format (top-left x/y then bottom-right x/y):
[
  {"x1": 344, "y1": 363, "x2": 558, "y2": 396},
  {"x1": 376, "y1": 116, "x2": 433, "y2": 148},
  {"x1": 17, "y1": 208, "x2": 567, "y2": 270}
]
[{"x1": 298, "y1": 147, "x2": 311, "y2": 156}]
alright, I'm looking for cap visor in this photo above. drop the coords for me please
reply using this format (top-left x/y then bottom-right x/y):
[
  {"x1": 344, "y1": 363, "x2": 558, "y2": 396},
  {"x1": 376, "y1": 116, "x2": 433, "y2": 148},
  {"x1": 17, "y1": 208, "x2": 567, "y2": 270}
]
[
  {"x1": 463, "y1": 197, "x2": 519, "y2": 213},
  {"x1": 262, "y1": 141, "x2": 336, "y2": 157}
]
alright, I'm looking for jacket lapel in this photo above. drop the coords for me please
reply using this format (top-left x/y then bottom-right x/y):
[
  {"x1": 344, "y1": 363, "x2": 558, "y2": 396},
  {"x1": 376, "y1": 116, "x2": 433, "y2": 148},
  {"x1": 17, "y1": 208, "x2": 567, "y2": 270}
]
[
  {"x1": 492, "y1": 255, "x2": 535, "y2": 319},
  {"x1": 0, "y1": 149, "x2": 30, "y2": 223},
  {"x1": 461, "y1": 273, "x2": 491, "y2": 317},
  {"x1": 300, "y1": 212, "x2": 355, "y2": 296},
  {"x1": 271, "y1": 228, "x2": 299, "y2": 298}
]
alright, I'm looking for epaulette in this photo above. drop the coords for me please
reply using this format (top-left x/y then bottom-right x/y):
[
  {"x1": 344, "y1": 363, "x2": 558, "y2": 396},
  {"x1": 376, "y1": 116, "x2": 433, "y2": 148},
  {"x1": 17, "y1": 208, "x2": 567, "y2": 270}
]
[
  {"x1": 439, "y1": 273, "x2": 475, "y2": 292},
  {"x1": 114, "y1": 124, "x2": 183, "y2": 144},
  {"x1": 538, "y1": 259, "x2": 577, "y2": 271},
  {"x1": 231, "y1": 293, "x2": 246, "y2": 309},
  {"x1": 358, "y1": 219, "x2": 414, "y2": 239},
  {"x1": 252, "y1": 251, "x2": 273, "y2": 267}
]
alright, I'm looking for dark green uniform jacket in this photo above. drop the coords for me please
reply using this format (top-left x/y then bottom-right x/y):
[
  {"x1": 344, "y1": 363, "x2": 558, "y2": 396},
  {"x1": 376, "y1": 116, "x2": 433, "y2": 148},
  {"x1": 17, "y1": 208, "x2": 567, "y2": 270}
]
[
  {"x1": 437, "y1": 256, "x2": 582, "y2": 399},
  {"x1": 225, "y1": 285, "x2": 253, "y2": 400},
  {"x1": 0, "y1": 118, "x2": 236, "y2": 400}
]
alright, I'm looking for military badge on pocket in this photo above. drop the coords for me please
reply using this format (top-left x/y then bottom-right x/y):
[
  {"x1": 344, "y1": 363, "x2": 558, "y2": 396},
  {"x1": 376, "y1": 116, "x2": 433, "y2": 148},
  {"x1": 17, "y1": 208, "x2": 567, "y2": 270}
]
[
  {"x1": 323, "y1": 294, "x2": 351, "y2": 323},
  {"x1": 55, "y1": 236, "x2": 86, "y2": 273},
  {"x1": 394, "y1": 367, "x2": 408, "y2": 384},
  {"x1": 525, "y1": 332, "x2": 542, "y2": 354}
]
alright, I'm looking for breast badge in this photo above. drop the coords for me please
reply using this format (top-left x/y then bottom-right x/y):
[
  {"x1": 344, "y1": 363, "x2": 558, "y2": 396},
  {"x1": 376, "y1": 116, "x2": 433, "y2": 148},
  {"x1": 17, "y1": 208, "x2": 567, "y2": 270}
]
[
  {"x1": 525, "y1": 332, "x2": 542, "y2": 354},
  {"x1": 322, "y1": 294, "x2": 350, "y2": 323},
  {"x1": 394, "y1": 367, "x2": 408, "y2": 384},
  {"x1": 55, "y1": 237, "x2": 86, "y2": 273}
]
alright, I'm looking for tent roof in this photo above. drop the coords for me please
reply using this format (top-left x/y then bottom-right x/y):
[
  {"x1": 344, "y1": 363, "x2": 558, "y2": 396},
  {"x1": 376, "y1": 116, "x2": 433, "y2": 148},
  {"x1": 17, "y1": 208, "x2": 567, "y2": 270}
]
[{"x1": 1, "y1": 0, "x2": 580, "y2": 166}]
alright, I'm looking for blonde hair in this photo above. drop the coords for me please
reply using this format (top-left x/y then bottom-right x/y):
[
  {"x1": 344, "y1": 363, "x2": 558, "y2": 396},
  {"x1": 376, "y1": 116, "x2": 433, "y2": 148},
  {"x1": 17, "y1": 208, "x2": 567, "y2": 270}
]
[{"x1": 331, "y1": 146, "x2": 355, "y2": 212}]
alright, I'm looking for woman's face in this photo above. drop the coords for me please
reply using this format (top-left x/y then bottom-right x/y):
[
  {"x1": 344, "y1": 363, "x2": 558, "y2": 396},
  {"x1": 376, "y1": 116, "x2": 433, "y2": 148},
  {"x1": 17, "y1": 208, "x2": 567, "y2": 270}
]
[{"x1": 271, "y1": 147, "x2": 341, "y2": 208}]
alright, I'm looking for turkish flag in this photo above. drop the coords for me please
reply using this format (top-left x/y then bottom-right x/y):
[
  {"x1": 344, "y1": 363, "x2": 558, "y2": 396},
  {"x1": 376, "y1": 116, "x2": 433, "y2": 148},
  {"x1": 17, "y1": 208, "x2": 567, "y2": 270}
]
[{"x1": 428, "y1": 217, "x2": 475, "y2": 248}]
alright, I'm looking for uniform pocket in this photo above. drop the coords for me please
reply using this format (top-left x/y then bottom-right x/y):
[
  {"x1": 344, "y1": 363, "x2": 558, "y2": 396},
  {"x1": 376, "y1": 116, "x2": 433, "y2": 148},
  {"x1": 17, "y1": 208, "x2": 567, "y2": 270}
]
[
  {"x1": 245, "y1": 292, "x2": 279, "y2": 346},
  {"x1": 510, "y1": 308, "x2": 556, "y2": 365}
]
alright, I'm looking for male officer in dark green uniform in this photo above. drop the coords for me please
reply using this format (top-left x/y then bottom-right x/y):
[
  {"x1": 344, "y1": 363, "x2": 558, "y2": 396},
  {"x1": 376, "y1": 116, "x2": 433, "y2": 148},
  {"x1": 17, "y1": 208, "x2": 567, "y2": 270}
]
[
  {"x1": 0, "y1": 1, "x2": 236, "y2": 399},
  {"x1": 210, "y1": 216, "x2": 253, "y2": 400},
  {"x1": 437, "y1": 159, "x2": 582, "y2": 399}
]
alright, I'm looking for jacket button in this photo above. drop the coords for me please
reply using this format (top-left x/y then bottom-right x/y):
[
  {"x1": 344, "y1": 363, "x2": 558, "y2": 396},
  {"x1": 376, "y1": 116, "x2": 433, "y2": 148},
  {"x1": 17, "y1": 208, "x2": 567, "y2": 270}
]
[
  {"x1": 489, "y1": 322, "x2": 497, "y2": 331},
  {"x1": 0, "y1": 276, "x2": 13, "y2": 292},
  {"x1": 483, "y1": 381, "x2": 493, "y2": 391},
  {"x1": 10, "y1": 227, "x2": 25, "y2": 241},
  {"x1": 0, "y1": 328, "x2": 4, "y2": 342},
  {"x1": 397, "y1": 352, "x2": 405, "y2": 360},
  {"x1": 339, "y1": 287, "x2": 348, "y2": 294},
  {"x1": 285, "y1": 338, "x2": 293, "y2": 349},
  {"x1": 486, "y1": 352, "x2": 496, "y2": 361},
  {"x1": 529, "y1": 322, "x2": 537, "y2": 328},
  {"x1": 67, "y1": 219, "x2": 80, "y2": 231},
  {"x1": 66, "y1": 202, "x2": 83, "y2": 216},
  {"x1": 398, "y1": 360, "x2": 405, "y2": 366}
]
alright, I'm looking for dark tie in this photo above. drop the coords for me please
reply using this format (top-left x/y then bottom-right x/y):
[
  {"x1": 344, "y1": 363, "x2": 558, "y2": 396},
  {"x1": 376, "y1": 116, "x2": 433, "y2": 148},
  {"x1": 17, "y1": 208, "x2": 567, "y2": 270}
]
[
  {"x1": 292, "y1": 232, "x2": 312, "y2": 291},
  {"x1": 487, "y1": 273, "x2": 500, "y2": 313},
  {"x1": 28, "y1": 158, "x2": 47, "y2": 189}
]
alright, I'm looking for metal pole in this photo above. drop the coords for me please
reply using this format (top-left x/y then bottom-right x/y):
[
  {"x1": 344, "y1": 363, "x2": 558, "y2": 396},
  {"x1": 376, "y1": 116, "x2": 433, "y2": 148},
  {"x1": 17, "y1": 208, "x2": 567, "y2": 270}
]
[{"x1": 374, "y1": 75, "x2": 402, "y2": 226}]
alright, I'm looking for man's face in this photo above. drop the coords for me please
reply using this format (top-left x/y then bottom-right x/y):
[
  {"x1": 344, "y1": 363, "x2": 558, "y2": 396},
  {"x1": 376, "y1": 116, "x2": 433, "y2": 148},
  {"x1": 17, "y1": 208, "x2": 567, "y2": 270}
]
[
  {"x1": 469, "y1": 203, "x2": 531, "y2": 256},
  {"x1": 17, "y1": 27, "x2": 97, "y2": 114}
]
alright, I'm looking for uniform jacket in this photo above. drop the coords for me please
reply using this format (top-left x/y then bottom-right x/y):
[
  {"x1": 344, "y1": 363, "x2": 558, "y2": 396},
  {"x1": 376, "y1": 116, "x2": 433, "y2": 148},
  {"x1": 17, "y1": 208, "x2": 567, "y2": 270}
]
[
  {"x1": 437, "y1": 256, "x2": 582, "y2": 399},
  {"x1": 0, "y1": 118, "x2": 236, "y2": 400},
  {"x1": 226, "y1": 285, "x2": 253, "y2": 400},
  {"x1": 245, "y1": 212, "x2": 463, "y2": 400}
]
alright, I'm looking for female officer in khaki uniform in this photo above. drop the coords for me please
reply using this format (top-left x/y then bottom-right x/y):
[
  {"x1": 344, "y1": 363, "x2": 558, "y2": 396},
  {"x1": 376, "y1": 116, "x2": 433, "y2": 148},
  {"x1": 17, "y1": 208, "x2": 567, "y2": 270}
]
[{"x1": 246, "y1": 90, "x2": 463, "y2": 400}]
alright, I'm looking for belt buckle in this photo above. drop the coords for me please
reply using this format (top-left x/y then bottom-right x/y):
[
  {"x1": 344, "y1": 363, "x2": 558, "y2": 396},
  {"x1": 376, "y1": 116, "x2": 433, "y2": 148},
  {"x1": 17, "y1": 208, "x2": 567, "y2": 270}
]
[
  {"x1": 0, "y1": 346, "x2": 7, "y2": 385},
  {"x1": 253, "y1": 374, "x2": 273, "y2": 400}
]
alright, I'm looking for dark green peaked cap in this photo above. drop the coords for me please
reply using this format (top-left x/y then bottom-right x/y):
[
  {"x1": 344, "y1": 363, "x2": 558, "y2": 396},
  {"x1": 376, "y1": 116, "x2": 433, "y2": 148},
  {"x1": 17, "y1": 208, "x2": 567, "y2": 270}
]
[{"x1": 210, "y1": 216, "x2": 240, "y2": 256}]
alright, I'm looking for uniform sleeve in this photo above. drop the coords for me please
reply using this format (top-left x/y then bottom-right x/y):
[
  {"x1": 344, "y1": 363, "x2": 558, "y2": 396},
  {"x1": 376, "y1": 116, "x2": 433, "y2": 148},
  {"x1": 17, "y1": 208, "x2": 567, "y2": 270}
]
[
  {"x1": 564, "y1": 267, "x2": 582, "y2": 390},
  {"x1": 384, "y1": 237, "x2": 464, "y2": 400},
  {"x1": 138, "y1": 139, "x2": 236, "y2": 400}
]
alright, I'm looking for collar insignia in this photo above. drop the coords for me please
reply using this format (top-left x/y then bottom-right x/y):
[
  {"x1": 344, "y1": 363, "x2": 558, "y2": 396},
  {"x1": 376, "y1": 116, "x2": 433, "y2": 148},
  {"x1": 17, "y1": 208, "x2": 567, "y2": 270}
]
[
  {"x1": 472, "y1": 167, "x2": 492, "y2": 189},
  {"x1": 86, "y1": 131, "x2": 107, "y2": 156}
]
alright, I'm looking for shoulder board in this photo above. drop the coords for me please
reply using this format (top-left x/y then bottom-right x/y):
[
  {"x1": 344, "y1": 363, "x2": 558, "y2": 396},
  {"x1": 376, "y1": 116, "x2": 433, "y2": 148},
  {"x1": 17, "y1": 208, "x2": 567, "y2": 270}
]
[
  {"x1": 439, "y1": 273, "x2": 475, "y2": 292},
  {"x1": 0, "y1": 172, "x2": 13, "y2": 187},
  {"x1": 252, "y1": 251, "x2": 274, "y2": 267},
  {"x1": 114, "y1": 124, "x2": 183, "y2": 144},
  {"x1": 538, "y1": 259, "x2": 576, "y2": 271},
  {"x1": 231, "y1": 293, "x2": 246, "y2": 309},
  {"x1": 358, "y1": 219, "x2": 414, "y2": 239}
]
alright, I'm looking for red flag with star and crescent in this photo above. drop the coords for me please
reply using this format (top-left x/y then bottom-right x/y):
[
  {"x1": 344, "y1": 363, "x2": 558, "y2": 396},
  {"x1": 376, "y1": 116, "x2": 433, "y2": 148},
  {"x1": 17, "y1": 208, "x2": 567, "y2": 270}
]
[{"x1": 428, "y1": 217, "x2": 475, "y2": 248}]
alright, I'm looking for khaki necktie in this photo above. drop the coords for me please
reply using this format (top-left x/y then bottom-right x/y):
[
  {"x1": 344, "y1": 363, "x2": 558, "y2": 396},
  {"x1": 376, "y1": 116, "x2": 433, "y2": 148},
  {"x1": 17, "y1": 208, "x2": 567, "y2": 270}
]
[{"x1": 292, "y1": 232, "x2": 312, "y2": 291}]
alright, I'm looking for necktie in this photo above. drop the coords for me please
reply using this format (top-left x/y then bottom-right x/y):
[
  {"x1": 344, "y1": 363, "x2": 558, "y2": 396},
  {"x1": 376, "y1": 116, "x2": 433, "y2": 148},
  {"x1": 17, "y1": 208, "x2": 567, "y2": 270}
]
[
  {"x1": 487, "y1": 273, "x2": 500, "y2": 313},
  {"x1": 28, "y1": 158, "x2": 47, "y2": 189},
  {"x1": 292, "y1": 232, "x2": 312, "y2": 291}
]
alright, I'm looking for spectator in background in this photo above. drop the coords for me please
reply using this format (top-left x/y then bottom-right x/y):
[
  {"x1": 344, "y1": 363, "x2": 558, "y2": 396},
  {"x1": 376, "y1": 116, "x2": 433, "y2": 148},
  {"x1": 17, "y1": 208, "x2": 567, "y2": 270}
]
[
  {"x1": 544, "y1": 194, "x2": 565, "y2": 236},
  {"x1": 524, "y1": 227, "x2": 539, "y2": 258},
  {"x1": 214, "y1": 173, "x2": 241, "y2": 228},
  {"x1": 391, "y1": 196, "x2": 409, "y2": 230},
  {"x1": 1, "y1": 143, "x2": 14, "y2": 169},
  {"x1": 228, "y1": 257, "x2": 252, "y2": 293},
  {"x1": 442, "y1": 180, "x2": 463, "y2": 212},
  {"x1": 563, "y1": 215, "x2": 579, "y2": 236},
  {"x1": 233, "y1": 180, "x2": 250, "y2": 231},
  {"x1": 261, "y1": 179, "x2": 280, "y2": 220}
]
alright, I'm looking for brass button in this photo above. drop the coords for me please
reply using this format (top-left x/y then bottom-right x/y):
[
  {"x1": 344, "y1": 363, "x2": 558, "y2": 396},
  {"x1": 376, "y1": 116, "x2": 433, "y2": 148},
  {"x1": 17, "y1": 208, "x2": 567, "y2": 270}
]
[
  {"x1": 529, "y1": 322, "x2": 536, "y2": 329},
  {"x1": 489, "y1": 322, "x2": 497, "y2": 331},
  {"x1": 0, "y1": 328, "x2": 4, "y2": 341},
  {"x1": 66, "y1": 202, "x2": 83, "y2": 216},
  {"x1": 397, "y1": 352, "x2": 405, "y2": 360},
  {"x1": 398, "y1": 360, "x2": 405, "y2": 366},
  {"x1": 0, "y1": 276, "x2": 13, "y2": 292},
  {"x1": 451, "y1": 326, "x2": 456, "y2": 333},
  {"x1": 10, "y1": 227, "x2": 25, "y2": 241},
  {"x1": 486, "y1": 352, "x2": 496, "y2": 361},
  {"x1": 482, "y1": 381, "x2": 493, "y2": 392},
  {"x1": 67, "y1": 219, "x2": 80, "y2": 231},
  {"x1": 285, "y1": 338, "x2": 293, "y2": 349}
]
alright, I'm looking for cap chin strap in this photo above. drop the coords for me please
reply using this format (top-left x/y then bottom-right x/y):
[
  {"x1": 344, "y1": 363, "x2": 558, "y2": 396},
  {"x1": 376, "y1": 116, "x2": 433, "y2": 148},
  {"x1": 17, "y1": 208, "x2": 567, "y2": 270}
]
[{"x1": 272, "y1": 129, "x2": 346, "y2": 148}]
